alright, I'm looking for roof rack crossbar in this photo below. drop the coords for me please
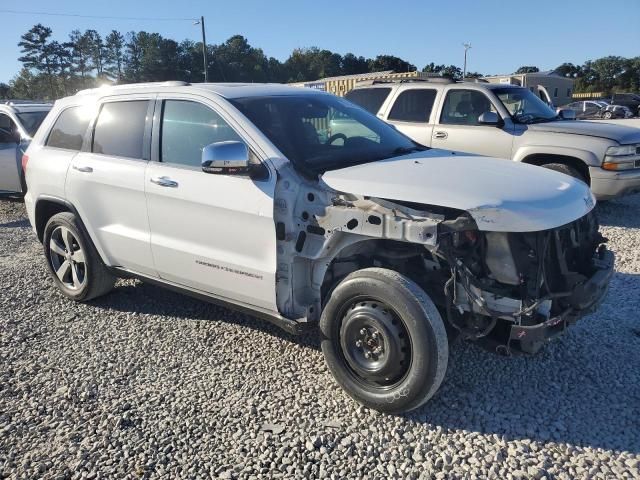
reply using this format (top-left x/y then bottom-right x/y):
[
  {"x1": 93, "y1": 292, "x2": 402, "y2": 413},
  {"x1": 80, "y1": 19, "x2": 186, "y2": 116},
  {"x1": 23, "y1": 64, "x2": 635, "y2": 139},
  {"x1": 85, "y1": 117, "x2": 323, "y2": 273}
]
[{"x1": 355, "y1": 77, "x2": 455, "y2": 86}]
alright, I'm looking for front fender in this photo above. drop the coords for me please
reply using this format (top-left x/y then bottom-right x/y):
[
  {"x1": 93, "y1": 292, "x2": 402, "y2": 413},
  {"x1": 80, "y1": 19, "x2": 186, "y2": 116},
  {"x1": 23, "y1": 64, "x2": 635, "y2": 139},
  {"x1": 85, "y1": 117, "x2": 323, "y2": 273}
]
[{"x1": 513, "y1": 145, "x2": 601, "y2": 167}]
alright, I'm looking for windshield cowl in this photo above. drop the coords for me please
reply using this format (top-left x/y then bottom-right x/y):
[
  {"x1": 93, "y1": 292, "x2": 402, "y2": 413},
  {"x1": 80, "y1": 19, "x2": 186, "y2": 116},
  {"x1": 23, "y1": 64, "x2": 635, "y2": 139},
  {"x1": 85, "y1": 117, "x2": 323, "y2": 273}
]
[{"x1": 515, "y1": 114, "x2": 558, "y2": 125}]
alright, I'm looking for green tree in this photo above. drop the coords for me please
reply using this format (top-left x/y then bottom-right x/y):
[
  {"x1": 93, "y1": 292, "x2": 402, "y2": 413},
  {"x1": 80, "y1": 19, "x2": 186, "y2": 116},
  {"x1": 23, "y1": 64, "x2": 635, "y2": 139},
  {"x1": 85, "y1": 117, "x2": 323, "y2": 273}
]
[
  {"x1": 104, "y1": 30, "x2": 125, "y2": 82},
  {"x1": 84, "y1": 30, "x2": 106, "y2": 78},
  {"x1": 69, "y1": 29, "x2": 92, "y2": 83},
  {"x1": 213, "y1": 35, "x2": 271, "y2": 82},
  {"x1": 514, "y1": 66, "x2": 539, "y2": 74},
  {"x1": 124, "y1": 31, "x2": 142, "y2": 82},
  {"x1": 176, "y1": 39, "x2": 204, "y2": 82},
  {"x1": 368, "y1": 55, "x2": 415, "y2": 73},
  {"x1": 51, "y1": 41, "x2": 73, "y2": 95},
  {"x1": 341, "y1": 53, "x2": 369, "y2": 76},
  {"x1": 590, "y1": 56, "x2": 626, "y2": 91},
  {"x1": 18, "y1": 24, "x2": 58, "y2": 98},
  {"x1": 555, "y1": 62, "x2": 581, "y2": 78}
]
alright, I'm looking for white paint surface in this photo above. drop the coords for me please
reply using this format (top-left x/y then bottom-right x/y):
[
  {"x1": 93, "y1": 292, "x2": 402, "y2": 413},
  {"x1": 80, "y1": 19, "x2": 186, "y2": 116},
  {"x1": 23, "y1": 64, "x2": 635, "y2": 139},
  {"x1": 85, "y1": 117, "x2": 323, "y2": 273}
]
[{"x1": 322, "y1": 149, "x2": 595, "y2": 232}]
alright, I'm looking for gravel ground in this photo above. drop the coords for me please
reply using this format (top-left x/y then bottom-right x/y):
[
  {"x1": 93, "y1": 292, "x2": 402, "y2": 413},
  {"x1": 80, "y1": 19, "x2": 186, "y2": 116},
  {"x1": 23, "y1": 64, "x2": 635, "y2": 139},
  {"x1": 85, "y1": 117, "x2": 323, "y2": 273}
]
[{"x1": 1, "y1": 195, "x2": 639, "y2": 479}]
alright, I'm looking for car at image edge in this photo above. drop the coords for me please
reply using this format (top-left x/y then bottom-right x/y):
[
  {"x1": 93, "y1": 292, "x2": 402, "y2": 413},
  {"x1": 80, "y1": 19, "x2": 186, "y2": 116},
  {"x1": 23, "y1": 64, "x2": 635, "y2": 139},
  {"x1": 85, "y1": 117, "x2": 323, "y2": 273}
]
[
  {"x1": 0, "y1": 101, "x2": 52, "y2": 194},
  {"x1": 610, "y1": 92, "x2": 640, "y2": 117},
  {"x1": 564, "y1": 100, "x2": 632, "y2": 120},
  {"x1": 23, "y1": 81, "x2": 614, "y2": 413}
]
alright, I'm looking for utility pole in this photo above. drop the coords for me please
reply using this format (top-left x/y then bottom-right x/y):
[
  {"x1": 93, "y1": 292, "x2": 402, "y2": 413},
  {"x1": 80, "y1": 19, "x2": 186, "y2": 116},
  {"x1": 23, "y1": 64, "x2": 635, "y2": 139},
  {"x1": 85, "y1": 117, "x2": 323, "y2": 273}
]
[
  {"x1": 462, "y1": 42, "x2": 472, "y2": 80},
  {"x1": 200, "y1": 16, "x2": 208, "y2": 82},
  {"x1": 194, "y1": 16, "x2": 209, "y2": 82}
]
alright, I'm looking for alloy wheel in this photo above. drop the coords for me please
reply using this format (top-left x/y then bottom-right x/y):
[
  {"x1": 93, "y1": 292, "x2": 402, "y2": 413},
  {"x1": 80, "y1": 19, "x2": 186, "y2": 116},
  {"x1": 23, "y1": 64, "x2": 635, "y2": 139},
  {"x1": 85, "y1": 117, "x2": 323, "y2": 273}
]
[{"x1": 49, "y1": 226, "x2": 87, "y2": 291}]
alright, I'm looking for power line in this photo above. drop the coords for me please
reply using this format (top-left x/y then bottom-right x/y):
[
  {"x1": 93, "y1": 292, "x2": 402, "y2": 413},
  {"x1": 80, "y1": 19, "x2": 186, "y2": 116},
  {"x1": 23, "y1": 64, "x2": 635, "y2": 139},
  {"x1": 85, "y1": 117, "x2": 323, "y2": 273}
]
[{"x1": 0, "y1": 9, "x2": 196, "y2": 22}]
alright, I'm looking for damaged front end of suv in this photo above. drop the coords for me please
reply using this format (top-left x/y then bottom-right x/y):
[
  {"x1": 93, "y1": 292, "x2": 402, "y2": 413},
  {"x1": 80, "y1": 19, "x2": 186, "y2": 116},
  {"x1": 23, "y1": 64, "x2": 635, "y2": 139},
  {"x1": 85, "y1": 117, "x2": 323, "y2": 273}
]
[
  {"x1": 435, "y1": 208, "x2": 613, "y2": 354},
  {"x1": 278, "y1": 153, "x2": 617, "y2": 356}
]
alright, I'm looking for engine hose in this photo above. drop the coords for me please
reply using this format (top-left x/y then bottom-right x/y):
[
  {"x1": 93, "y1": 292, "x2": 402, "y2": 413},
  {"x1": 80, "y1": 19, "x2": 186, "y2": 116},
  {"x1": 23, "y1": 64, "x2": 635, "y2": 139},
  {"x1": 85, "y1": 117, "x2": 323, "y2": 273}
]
[{"x1": 443, "y1": 269, "x2": 497, "y2": 339}]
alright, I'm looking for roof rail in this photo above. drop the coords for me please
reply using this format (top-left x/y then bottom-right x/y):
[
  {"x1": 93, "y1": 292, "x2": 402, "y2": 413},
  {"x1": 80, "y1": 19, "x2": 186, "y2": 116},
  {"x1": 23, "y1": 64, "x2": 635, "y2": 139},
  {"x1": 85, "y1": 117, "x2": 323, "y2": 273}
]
[
  {"x1": 355, "y1": 77, "x2": 455, "y2": 86},
  {"x1": 2, "y1": 99, "x2": 53, "y2": 106},
  {"x1": 75, "y1": 80, "x2": 190, "y2": 96}
]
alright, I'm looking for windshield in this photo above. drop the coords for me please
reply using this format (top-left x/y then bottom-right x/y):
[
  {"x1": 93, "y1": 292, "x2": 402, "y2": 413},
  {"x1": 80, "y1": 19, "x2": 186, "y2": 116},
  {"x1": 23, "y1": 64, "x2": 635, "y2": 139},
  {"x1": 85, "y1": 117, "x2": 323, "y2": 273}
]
[
  {"x1": 230, "y1": 94, "x2": 423, "y2": 174},
  {"x1": 494, "y1": 87, "x2": 558, "y2": 124},
  {"x1": 16, "y1": 111, "x2": 49, "y2": 136}
]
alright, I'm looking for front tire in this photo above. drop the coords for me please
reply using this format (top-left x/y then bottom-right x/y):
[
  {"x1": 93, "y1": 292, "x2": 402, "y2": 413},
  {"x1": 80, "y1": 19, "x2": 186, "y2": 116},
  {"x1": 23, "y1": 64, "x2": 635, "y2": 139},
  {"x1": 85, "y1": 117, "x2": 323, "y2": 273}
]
[
  {"x1": 543, "y1": 163, "x2": 587, "y2": 184},
  {"x1": 602, "y1": 111, "x2": 613, "y2": 119},
  {"x1": 43, "y1": 212, "x2": 115, "y2": 301},
  {"x1": 320, "y1": 268, "x2": 449, "y2": 413}
]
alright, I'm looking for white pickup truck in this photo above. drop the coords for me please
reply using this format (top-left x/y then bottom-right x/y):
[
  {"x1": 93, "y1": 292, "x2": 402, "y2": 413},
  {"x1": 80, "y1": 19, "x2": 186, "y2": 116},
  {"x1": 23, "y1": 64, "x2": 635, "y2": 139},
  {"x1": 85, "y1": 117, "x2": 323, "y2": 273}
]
[
  {"x1": 346, "y1": 79, "x2": 640, "y2": 200},
  {"x1": 24, "y1": 82, "x2": 613, "y2": 413}
]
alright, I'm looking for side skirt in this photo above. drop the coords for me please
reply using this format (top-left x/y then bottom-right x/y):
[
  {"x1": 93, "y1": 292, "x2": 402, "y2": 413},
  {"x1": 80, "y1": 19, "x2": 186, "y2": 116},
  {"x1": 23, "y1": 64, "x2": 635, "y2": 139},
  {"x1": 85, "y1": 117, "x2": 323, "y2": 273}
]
[{"x1": 108, "y1": 267, "x2": 309, "y2": 335}]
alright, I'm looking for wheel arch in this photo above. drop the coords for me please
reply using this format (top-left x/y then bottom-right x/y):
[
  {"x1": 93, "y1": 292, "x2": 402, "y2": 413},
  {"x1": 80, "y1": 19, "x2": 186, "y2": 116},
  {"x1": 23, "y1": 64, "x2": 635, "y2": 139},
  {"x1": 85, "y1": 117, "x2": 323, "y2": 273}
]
[
  {"x1": 34, "y1": 195, "x2": 110, "y2": 265},
  {"x1": 34, "y1": 196, "x2": 74, "y2": 242},
  {"x1": 318, "y1": 237, "x2": 434, "y2": 308},
  {"x1": 520, "y1": 153, "x2": 591, "y2": 185}
]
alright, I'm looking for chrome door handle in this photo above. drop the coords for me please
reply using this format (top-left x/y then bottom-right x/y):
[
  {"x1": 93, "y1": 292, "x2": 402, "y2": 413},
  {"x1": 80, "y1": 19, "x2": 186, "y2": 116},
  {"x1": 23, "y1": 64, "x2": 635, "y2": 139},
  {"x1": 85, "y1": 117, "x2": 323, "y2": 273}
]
[
  {"x1": 433, "y1": 131, "x2": 448, "y2": 139},
  {"x1": 150, "y1": 176, "x2": 178, "y2": 188},
  {"x1": 72, "y1": 165, "x2": 93, "y2": 173}
]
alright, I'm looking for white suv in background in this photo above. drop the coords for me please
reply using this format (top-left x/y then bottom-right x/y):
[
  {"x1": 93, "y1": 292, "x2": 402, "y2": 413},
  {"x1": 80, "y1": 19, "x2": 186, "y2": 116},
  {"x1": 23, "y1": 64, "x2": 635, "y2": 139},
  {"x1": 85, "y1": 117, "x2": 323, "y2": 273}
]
[
  {"x1": 24, "y1": 82, "x2": 613, "y2": 413},
  {"x1": 346, "y1": 79, "x2": 640, "y2": 200}
]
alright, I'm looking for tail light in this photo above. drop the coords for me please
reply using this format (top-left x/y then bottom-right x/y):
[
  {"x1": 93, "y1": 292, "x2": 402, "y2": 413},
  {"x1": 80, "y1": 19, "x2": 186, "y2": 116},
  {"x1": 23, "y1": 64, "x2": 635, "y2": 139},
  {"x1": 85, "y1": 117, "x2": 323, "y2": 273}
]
[{"x1": 21, "y1": 154, "x2": 29, "y2": 173}]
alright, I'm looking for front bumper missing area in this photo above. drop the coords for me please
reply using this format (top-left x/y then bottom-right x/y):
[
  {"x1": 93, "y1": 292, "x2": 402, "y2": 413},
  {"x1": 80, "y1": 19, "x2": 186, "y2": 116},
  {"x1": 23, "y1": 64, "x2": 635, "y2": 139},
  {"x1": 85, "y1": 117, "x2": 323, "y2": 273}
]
[{"x1": 508, "y1": 249, "x2": 615, "y2": 351}]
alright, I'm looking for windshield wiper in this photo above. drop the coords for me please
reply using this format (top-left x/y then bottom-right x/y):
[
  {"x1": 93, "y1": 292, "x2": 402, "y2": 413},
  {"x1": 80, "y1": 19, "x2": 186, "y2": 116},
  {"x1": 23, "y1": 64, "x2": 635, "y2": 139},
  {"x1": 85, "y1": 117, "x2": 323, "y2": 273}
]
[
  {"x1": 388, "y1": 145, "x2": 427, "y2": 157},
  {"x1": 516, "y1": 114, "x2": 555, "y2": 125}
]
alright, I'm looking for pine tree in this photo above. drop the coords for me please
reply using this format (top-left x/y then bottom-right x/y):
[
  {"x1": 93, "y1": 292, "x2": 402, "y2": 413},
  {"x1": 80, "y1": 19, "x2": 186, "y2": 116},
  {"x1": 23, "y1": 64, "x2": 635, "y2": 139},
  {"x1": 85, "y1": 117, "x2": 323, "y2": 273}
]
[
  {"x1": 104, "y1": 30, "x2": 125, "y2": 82},
  {"x1": 18, "y1": 24, "x2": 58, "y2": 98}
]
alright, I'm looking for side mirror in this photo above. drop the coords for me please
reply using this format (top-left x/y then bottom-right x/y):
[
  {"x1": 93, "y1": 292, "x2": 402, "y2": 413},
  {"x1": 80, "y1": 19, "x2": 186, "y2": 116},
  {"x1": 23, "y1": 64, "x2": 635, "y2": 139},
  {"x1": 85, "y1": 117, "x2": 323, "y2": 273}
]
[
  {"x1": 202, "y1": 141, "x2": 250, "y2": 175},
  {"x1": 558, "y1": 109, "x2": 576, "y2": 120},
  {"x1": 478, "y1": 111, "x2": 500, "y2": 126}
]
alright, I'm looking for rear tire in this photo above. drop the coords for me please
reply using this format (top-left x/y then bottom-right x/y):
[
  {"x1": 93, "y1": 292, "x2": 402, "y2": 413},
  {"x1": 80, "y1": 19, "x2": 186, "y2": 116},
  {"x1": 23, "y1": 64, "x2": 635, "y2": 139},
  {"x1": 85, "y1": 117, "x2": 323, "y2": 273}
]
[
  {"x1": 602, "y1": 111, "x2": 613, "y2": 119},
  {"x1": 543, "y1": 163, "x2": 587, "y2": 184},
  {"x1": 43, "y1": 212, "x2": 115, "y2": 301},
  {"x1": 320, "y1": 268, "x2": 448, "y2": 413}
]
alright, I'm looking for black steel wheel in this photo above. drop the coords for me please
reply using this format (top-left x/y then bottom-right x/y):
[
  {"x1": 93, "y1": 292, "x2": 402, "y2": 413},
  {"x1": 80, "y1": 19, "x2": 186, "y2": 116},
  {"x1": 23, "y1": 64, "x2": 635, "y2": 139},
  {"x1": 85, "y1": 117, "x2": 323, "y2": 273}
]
[
  {"x1": 320, "y1": 268, "x2": 449, "y2": 413},
  {"x1": 339, "y1": 300, "x2": 410, "y2": 388}
]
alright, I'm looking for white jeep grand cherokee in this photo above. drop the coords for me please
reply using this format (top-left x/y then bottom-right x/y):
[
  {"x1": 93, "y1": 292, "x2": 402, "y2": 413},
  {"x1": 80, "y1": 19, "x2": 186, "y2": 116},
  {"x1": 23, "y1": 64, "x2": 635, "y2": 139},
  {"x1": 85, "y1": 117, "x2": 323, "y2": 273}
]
[{"x1": 24, "y1": 82, "x2": 614, "y2": 413}]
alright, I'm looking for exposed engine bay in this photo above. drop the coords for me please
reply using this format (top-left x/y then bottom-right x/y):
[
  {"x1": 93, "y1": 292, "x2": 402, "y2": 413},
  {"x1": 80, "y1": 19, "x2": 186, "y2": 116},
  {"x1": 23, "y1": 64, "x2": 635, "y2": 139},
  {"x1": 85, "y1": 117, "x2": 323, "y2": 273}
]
[{"x1": 273, "y1": 166, "x2": 614, "y2": 354}]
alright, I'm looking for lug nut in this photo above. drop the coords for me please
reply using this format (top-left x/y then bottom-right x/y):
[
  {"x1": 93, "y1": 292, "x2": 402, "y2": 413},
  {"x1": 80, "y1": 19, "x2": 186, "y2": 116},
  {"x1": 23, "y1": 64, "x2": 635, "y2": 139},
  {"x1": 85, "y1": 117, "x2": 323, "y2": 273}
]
[
  {"x1": 360, "y1": 328, "x2": 367, "y2": 335},
  {"x1": 364, "y1": 351, "x2": 371, "y2": 359},
  {"x1": 355, "y1": 340, "x2": 362, "y2": 348}
]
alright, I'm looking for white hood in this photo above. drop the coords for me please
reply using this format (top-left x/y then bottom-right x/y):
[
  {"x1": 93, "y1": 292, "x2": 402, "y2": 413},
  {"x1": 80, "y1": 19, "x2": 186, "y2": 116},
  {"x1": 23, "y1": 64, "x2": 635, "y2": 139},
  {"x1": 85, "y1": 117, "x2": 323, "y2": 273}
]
[{"x1": 321, "y1": 150, "x2": 595, "y2": 232}]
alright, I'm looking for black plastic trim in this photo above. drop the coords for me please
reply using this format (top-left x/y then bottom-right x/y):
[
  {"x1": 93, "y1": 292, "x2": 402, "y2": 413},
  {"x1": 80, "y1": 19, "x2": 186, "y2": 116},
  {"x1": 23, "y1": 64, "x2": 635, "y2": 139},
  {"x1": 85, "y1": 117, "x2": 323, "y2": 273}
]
[{"x1": 108, "y1": 266, "x2": 310, "y2": 336}]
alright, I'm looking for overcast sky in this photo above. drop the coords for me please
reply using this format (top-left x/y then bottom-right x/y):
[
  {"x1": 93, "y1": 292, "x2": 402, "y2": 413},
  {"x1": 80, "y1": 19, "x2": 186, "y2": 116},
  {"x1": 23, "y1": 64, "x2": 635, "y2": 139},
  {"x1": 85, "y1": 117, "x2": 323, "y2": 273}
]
[{"x1": 1, "y1": 0, "x2": 639, "y2": 83}]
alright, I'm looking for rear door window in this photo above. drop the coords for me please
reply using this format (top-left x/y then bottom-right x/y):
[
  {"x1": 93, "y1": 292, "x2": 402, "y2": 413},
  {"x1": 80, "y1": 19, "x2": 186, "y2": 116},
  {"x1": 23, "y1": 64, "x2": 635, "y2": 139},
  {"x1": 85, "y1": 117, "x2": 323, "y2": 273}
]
[
  {"x1": 92, "y1": 101, "x2": 149, "y2": 159},
  {"x1": 345, "y1": 88, "x2": 391, "y2": 114},
  {"x1": 46, "y1": 107, "x2": 91, "y2": 150},
  {"x1": 388, "y1": 89, "x2": 437, "y2": 123}
]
